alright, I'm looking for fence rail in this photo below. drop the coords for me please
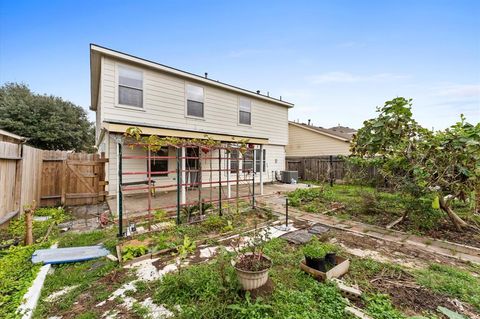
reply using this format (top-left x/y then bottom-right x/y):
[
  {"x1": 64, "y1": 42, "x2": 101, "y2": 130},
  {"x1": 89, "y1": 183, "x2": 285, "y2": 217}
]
[{"x1": 0, "y1": 141, "x2": 107, "y2": 223}]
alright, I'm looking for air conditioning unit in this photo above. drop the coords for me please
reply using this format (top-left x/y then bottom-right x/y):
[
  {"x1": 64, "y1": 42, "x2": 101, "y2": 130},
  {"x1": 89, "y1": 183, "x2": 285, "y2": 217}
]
[{"x1": 281, "y1": 171, "x2": 299, "y2": 184}]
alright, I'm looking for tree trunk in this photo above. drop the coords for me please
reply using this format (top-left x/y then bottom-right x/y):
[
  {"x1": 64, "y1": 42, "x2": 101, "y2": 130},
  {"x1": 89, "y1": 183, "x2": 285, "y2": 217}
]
[{"x1": 439, "y1": 196, "x2": 469, "y2": 231}]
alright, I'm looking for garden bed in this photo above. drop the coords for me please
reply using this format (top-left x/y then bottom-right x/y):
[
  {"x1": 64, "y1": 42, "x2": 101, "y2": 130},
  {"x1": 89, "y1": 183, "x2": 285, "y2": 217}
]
[
  {"x1": 31, "y1": 218, "x2": 480, "y2": 319},
  {"x1": 288, "y1": 183, "x2": 480, "y2": 248}
]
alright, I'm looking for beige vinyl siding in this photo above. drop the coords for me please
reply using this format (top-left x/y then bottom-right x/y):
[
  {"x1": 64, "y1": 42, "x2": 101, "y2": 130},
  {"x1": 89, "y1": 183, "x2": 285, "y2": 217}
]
[
  {"x1": 100, "y1": 57, "x2": 288, "y2": 146},
  {"x1": 286, "y1": 123, "x2": 351, "y2": 156}
]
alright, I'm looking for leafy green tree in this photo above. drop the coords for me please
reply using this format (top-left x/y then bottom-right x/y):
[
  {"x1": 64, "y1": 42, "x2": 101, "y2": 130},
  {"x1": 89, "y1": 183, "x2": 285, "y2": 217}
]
[
  {"x1": 0, "y1": 82, "x2": 94, "y2": 151},
  {"x1": 350, "y1": 97, "x2": 480, "y2": 231}
]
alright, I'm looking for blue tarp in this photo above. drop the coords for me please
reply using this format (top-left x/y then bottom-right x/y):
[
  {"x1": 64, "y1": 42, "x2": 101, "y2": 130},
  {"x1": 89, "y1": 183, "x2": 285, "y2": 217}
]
[{"x1": 31, "y1": 246, "x2": 110, "y2": 264}]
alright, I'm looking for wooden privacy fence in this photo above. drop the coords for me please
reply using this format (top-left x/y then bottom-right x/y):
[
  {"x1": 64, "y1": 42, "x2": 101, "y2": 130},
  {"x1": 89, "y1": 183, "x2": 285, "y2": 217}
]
[
  {"x1": 286, "y1": 156, "x2": 380, "y2": 183},
  {"x1": 0, "y1": 141, "x2": 107, "y2": 223},
  {"x1": 41, "y1": 151, "x2": 108, "y2": 207}
]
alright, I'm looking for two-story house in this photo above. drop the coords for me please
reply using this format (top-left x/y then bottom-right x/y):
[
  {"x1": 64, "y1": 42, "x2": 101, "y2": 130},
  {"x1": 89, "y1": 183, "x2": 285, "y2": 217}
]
[{"x1": 90, "y1": 44, "x2": 293, "y2": 205}]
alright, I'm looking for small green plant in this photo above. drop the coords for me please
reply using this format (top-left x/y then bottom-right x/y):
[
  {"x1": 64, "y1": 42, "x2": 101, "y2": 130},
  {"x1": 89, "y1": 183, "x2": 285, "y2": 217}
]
[
  {"x1": 302, "y1": 238, "x2": 326, "y2": 259},
  {"x1": 177, "y1": 236, "x2": 196, "y2": 259},
  {"x1": 221, "y1": 220, "x2": 234, "y2": 233},
  {"x1": 122, "y1": 245, "x2": 148, "y2": 261},
  {"x1": 154, "y1": 209, "x2": 168, "y2": 222},
  {"x1": 364, "y1": 293, "x2": 405, "y2": 319},
  {"x1": 320, "y1": 242, "x2": 339, "y2": 253},
  {"x1": 155, "y1": 232, "x2": 175, "y2": 251},
  {"x1": 203, "y1": 214, "x2": 225, "y2": 231}
]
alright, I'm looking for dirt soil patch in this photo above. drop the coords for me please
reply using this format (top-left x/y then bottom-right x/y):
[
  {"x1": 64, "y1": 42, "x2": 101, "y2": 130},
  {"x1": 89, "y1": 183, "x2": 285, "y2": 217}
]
[
  {"x1": 371, "y1": 272, "x2": 478, "y2": 318},
  {"x1": 240, "y1": 278, "x2": 275, "y2": 300},
  {"x1": 332, "y1": 230, "x2": 471, "y2": 269},
  {"x1": 395, "y1": 221, "x2": 480, "y2": 249},
  {"x1": 47, "y1": 268, "x2": 133, "y2": 319}
]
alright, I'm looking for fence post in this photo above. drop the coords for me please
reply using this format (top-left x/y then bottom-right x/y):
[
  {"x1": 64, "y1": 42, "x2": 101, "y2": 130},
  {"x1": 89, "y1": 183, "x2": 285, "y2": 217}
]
[{"x1": 329, "y1": 155, "x2": 334, "y2": 187}]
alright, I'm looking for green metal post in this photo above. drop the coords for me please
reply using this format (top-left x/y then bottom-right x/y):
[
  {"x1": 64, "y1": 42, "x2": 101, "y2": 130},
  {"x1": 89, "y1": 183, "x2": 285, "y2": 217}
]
[
  {"x1": 117, "y1": 142, "x2": 123, "y2": 237},
  {"x1": 218, "y1": 149, "x2": 222, "y2": 216},
  {"x1": 176, "y1": 147, "x2": 181, "y2": 224}
]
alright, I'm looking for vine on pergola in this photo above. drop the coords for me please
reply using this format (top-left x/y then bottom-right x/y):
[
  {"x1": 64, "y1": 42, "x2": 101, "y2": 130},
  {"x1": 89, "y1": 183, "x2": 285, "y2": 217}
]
[
  {"x1": 124, "y1": 126, "x2": 251, "y2": 153},
  {"x1": 349, "y1": 97, "x2": 480, "y2": 231}
]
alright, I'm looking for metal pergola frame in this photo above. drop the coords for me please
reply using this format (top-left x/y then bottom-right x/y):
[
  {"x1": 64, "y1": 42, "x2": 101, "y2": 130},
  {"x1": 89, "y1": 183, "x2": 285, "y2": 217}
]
[{"x1": 115, "y1": 136, "x2": 264, "y2": 237}]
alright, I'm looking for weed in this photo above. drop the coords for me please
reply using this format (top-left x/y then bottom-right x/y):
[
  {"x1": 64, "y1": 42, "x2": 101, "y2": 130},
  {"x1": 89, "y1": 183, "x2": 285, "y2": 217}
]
[
  {"x1": 122, "y1": 245, "x2": 148, "y2": 261},
  {"x1": 132, "y1": 302, "x2": 151, "y2": 318},
  {"x1": 364, "y1": 293, "x2": 405, "y2": 319}
]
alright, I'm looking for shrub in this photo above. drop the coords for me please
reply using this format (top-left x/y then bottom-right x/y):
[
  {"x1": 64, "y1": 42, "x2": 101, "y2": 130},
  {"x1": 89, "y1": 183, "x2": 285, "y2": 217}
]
[{"x1": 202, "y1": 214, "x2": 226, "y2": 231}]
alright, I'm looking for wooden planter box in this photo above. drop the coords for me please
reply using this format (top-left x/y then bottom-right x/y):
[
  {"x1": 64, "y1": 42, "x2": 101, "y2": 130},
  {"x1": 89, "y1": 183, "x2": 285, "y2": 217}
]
[{"x1": 300, "y1": 256, "x2": 350, "y2": 281}]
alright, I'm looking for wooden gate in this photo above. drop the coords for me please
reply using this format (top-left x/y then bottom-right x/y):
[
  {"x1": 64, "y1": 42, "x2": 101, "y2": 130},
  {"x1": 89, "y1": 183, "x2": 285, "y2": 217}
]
[{"x1": 41, "y1": 152, "x2": 107, "y2": 206}]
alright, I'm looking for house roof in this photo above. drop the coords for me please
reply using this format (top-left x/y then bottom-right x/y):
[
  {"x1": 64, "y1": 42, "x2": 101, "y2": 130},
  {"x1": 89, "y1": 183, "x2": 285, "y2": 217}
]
[
  {"x1": 288, "y1": 122, "x2": 355, "y2": 142},
  {"x1": 329, "y1": 125, "x2": 357, "y2": 135},
  {"x1": 0, "y1": 128, "x2": 27, "y2": 142},
  {"x1": 90, "y1": 44, "x2": 294, "y2": 111}
]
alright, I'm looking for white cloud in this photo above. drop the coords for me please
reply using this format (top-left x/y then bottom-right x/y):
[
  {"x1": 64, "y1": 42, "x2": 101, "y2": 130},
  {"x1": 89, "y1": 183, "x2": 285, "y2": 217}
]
[
  {"x1": 309, "y1": 72, "x2": 410, "y2": 84},
  {"x1": 433, "y1": 84, "x2": 480, "y2": 98}
]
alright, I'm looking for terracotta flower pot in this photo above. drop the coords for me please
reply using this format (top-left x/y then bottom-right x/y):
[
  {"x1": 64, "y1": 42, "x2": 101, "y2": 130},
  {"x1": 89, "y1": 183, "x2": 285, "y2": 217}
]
[{"x1": 232, "y1": 253, "x2": 272, "y2": 290}]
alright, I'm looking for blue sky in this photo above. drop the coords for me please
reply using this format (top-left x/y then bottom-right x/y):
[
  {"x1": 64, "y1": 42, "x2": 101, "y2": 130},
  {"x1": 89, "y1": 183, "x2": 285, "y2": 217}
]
[{"x1": 1, "y1": 0, "x2": 479, "y2": 129}]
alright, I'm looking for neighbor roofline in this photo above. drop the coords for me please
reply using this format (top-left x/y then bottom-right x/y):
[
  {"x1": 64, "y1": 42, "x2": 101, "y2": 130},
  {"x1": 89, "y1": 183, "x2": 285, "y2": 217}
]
[
  {"x1": 89, "y1": 44, "x2": 294, "y2": 111},
  {"x1": 288, "y1": 121, "x2": 350, "y2": 142}
]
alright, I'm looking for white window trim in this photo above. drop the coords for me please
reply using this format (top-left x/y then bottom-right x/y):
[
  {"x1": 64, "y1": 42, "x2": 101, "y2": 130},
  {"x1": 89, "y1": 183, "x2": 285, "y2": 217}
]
[
  {"x1": 115, "y1": 63, "x2": 145, "y2": 111},
  {"x1": 237, "y1": 96, "x2": 252, "y2": 126},
  {"x1": 185, "y1": 82, "x2": 206, "y2": 120}
]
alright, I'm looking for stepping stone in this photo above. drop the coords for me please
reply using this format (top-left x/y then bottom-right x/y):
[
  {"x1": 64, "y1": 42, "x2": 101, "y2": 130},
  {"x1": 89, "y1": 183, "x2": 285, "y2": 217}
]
[
  {"x1": 308, "y1": 224, "x2": 330, "y2": 234},
  {"x1": 280, "y1": 229, "x2": 312, "y2": 244}
]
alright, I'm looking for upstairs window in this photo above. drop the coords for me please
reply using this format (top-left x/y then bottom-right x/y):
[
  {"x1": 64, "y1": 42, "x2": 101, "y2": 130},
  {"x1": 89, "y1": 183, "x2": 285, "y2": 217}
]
[
  {"x1": 186, "y1": 84, "x2": 204, "y2": 118},
  {"x1": 118, "y1": 66, "x2": 143, "y2": 108},
  {"x1": 239, "y1": 98, "x2": 251, "y2": 125}
]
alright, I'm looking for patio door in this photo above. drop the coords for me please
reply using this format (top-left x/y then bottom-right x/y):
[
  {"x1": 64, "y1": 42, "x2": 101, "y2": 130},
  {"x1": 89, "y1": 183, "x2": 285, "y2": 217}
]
[{"x1": 186, "y1": 147, "x2": 199, "y2": 188}]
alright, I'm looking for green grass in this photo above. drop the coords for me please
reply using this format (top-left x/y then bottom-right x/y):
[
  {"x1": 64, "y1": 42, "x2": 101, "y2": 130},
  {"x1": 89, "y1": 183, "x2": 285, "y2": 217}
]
[
  {"x1": 57, "y1": 228, "x2": 118, "y2": 252},
  {"x1": 414, "y1": 263, "x2": 480, "y2": 310},
  {"x1": 32, "y1": 259, "x2": 129, "y2": 318},
  {"x1": 0, "y1": 207, "x2": 69, "y2": 319},
  {"x1": 151, "y1": 238, "x2": 354, "y2": 319},
  {"x1": 0, "y1": 244, "x2": 45, "y2": 319},
  {"x1": 288, "y1": 183, "x2": 479, "y2": 233},
  {"x1": 364, "y1": 293, "x2": 406, "y2": 319}
]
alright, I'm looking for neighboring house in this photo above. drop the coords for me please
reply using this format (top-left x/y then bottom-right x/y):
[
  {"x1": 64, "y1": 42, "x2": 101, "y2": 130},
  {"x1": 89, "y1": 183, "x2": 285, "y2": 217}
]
[
  {"x1": 286, "y1": 121, "x2": 355, "y2": 157},
  {"x1": 90, "y1": 44, "x2": 294, "y2": 197}
]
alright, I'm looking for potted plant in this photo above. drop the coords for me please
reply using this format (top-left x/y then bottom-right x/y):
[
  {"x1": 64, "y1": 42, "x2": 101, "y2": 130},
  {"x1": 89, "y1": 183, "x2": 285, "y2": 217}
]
[
  {"x1": 232, "y1": 227, "x2": 272, "y2": 290},
  {"x1": 303, "y1": 239, "x2": 326, "y2": 272},
  {"x1": 322, "y1": 243, "x2": 338, "y2": 268}
]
